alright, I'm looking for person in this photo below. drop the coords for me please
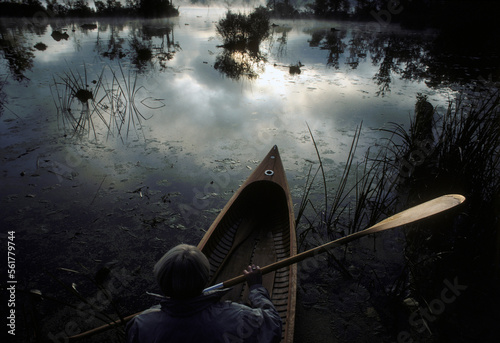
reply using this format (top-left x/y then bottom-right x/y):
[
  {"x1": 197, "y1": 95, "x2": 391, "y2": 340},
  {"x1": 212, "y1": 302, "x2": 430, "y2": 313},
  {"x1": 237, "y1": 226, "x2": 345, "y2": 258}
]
[{"x1": 125, "y1": 244, "x2": 283, "y2": 343}]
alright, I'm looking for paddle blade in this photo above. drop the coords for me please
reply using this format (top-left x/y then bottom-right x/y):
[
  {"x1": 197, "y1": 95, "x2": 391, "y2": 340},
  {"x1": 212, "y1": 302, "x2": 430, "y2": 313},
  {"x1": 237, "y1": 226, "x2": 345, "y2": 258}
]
[{"x1": 367, "y1": 194, "x2": 466, "y2": 233}]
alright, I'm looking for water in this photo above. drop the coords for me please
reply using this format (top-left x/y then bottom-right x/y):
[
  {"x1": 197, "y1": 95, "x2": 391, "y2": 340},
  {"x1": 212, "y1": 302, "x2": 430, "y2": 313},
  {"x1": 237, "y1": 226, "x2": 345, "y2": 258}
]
[
  {"x1": 1, "y1": 8, "x2": 462, "y2": 205},
  {"x1": 0, "y1": 6, "x2": 492, "y2": 342},
  {"x1": 1, "y1": 7, "x2": 458, "y2": 164}
]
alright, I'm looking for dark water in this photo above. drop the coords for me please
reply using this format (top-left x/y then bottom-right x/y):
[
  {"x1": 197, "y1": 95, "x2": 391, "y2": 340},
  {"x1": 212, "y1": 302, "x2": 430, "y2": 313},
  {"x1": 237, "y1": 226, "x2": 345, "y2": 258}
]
[{"x1": 1, "y1": 6, "x2": 497, "y2": 343}]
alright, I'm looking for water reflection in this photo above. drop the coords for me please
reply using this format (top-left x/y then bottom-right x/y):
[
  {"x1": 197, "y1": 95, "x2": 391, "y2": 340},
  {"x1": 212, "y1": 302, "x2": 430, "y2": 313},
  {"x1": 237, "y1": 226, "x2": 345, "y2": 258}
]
[
  {"x1": 51, "y1": 30, "x2": 69, "y2": 41},
  {"x1": 269, "y1": 24, "x2": 291, "y2": 59},
  {"x1": 0, "y1": 28, "x2": 34, "y2": 81},
  {"x1": 0, "y1": 8, "x2": 492, "y2": 159},
  {"x1": 95, "y1": 23, "x2": 126, "y2": 59},
  {"x1": 305, "y1": 28, "x2": 431, "y2": 96},
  {"x1": 51, "y1": 62, "x2": 165, "y2": 141},
  {"x1": 0, "y1": 13, "x2": 493, "y2": 97},
  {"x1": 195, "y1": 20, "x2": 439, "y2": 96},
  {"x1": 214, "y1": 45, "x2": 267, "y2": 80},
  {"x1": 308, "y1": 28, "x2": 347, "y2": 70},
  {"x1": 93, "y1": 21, "x2": 181, "y2": 71},
  {"x1": 142, "y1": 24, "x2": 181, "y2": 70},
  {"x1": 0, "y1": 77, "x2": 6, "y2": 116},
  {"x1": 212, "y1": 20, "x2": 432, "y2": 86}
]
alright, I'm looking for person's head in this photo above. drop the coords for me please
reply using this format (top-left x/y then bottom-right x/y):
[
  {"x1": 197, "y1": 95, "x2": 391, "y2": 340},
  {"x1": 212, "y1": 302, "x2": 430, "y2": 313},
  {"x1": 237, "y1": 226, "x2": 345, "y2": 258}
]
[{"x1": 153, "y1": 244, "x2": 210, "y2": 300}]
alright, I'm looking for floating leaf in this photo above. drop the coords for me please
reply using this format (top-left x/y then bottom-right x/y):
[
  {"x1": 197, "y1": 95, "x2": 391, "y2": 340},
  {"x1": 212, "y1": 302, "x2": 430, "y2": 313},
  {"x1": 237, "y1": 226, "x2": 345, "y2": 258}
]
[
  {"x1": 30, "y1": 289, "x2": 43, "y2": 296},
  {"x1": 58, "y1": 267, "x2": 80, "y2": 274}
]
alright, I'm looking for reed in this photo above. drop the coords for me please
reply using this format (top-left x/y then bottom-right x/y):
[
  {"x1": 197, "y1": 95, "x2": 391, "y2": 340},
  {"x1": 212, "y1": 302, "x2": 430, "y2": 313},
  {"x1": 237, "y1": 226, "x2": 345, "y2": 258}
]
[
  {"x1": 103, "y1": 63, "x2": 155, "y2": 141},
  {"x1": 51, "y1": 64, "x2": 162, "y2": 142},
  {"x1": 296, "y1": 90, "x2": 499, "y2": 341},
  {"x1": 51, "y1": 64, "x2": 108, "y2": 140},
  {"x1": 297, "y1": 122, "x2": 398, "y2": 250},
  {"x1": 387, "y1": 90, "x2": 499, "y2": 341}
]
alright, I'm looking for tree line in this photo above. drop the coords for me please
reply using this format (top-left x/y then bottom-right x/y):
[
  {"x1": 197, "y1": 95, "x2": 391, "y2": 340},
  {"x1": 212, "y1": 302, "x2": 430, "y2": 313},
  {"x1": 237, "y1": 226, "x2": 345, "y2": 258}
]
[
  {"x1": 0, "y1": 0, "x2": 178, "y2": 18},
  {"x1": 308, "y1": 0, "x2": 497, "y2": 28},
  {"x1": 1, "y1": 0, "x2": 498, "y2": 29}
]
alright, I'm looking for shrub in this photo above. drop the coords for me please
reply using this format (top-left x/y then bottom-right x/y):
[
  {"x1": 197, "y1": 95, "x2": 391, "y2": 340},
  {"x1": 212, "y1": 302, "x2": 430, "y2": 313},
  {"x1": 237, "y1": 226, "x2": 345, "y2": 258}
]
[{"x1": 216, "y1": 6, "x2": 270, "y2": 48}]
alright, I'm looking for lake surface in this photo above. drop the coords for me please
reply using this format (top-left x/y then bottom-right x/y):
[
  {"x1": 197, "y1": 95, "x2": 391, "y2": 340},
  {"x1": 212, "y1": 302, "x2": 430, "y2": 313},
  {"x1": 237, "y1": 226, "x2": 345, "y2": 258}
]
[
  {"x1": 1, "y1": 7, "x2": 465, "y2": 218},
  {"x1": 1, "y1": 7, "x2": 460, "y2": 161},
  {"x1": 0, "y1": 6, "x2": 494, "y2": 342}
]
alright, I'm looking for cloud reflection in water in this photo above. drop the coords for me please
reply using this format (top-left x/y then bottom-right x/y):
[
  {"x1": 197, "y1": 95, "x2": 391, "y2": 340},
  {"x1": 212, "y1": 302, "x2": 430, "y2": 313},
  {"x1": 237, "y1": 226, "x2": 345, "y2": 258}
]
[{"x1": 0, "y1": 7, "x2": 456, "y2": 177}]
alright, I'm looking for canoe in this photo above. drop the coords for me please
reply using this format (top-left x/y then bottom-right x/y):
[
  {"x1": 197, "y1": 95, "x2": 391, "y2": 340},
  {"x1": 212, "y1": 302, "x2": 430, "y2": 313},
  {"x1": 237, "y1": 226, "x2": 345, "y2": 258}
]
[{"x1": 197, "y1": 145, "x2": 297, "y2": 343}]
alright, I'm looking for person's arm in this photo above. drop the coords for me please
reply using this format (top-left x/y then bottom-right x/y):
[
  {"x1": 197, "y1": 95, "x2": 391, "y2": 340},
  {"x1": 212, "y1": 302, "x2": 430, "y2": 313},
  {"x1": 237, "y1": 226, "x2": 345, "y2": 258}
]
[
  {"x1": 243, "y1": 265, "x2": 283, "y2": 342},
  {"x1": 243, "y1": 264, "x2": 263, "y2": 287}
]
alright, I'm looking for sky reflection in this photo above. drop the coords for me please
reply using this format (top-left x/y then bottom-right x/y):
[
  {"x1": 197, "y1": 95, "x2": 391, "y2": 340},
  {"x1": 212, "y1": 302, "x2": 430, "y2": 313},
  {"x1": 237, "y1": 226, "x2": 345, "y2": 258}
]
[{"x1": 0, "y1": 7, "x2": 458, "y2": 187}]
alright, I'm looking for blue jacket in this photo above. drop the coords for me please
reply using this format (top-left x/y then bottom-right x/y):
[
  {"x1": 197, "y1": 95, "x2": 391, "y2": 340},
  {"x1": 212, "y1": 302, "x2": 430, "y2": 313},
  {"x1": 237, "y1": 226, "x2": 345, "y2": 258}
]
[{"x1": 126, "y1": 285, "x2": 283, "y2": 343}]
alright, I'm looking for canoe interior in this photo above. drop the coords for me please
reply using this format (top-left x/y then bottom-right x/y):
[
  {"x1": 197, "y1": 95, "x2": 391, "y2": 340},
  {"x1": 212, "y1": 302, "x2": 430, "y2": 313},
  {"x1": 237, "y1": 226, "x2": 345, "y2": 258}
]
[{"x1": 199, "y1": 180, "x2": 294, "y2": 341}]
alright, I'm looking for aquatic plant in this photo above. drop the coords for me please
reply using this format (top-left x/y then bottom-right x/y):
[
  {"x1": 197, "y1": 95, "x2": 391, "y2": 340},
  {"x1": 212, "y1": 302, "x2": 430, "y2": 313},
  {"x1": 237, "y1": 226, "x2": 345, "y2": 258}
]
[
  {"x1": 377, "y1": 90, "x2": 500, "y2": 341},
  {"x1": 214, "y1": 48, "x2": 267, "y2": 80},
  {"x1": 289, "y1": 62, "x2": 302, "y2": 75},
  {"x1": 214, "y1": 7, "x2": 271, "y2": 80},
  {"x1": 297, "y1": 121, "x2": 397, "y2": 249},
  {"x1": 34, "y1": 42, "x2": 48, "y2": 51},
  {"x1": 51, "y1": 30, "x2": 70, "y2": 41},
  {"x1": 216, "y1": 6, "x2": 271, "y2": 49},
  {"x1": 50, "y1": 64, "x2": 107, "y2": 140},
  {"x1": 296, "y1": 89, "x2": 499, "y2": 340},
  {"x1": 51, "y1": 64, "x2": 163, "y2": 141},
  {"x1": 102, "y1": 63, "x2": 159, "y2": 141}
]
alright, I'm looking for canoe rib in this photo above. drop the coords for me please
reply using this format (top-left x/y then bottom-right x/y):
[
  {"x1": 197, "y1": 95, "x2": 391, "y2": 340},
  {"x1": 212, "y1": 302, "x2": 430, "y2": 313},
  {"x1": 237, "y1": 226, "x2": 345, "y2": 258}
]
[{"x1": 198, "y1": 146, "x2": 297, "y2": 343}]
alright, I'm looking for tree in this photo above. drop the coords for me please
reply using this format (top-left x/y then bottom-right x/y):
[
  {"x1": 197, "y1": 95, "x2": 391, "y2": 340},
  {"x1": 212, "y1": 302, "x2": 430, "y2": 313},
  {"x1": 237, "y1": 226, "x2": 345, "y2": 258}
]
[
  {"x1": 138, "y1": 0, "x2": 177, "y2": 17},
  {"x1": 216, "y1": 7, "x2": 270, "y2": 48},
  {"x1": 94, "y1": 0, "x2": 106, "y2": 13},
  {"x1": 309, "y1": 0, "x2": 350, "y2": 18}
]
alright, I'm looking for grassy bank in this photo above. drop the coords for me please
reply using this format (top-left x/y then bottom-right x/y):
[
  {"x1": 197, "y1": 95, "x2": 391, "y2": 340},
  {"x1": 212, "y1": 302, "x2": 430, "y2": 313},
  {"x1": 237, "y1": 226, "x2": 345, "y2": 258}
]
[{"x1": 296, "y1": 89, "x2": 500, "y2": 341}]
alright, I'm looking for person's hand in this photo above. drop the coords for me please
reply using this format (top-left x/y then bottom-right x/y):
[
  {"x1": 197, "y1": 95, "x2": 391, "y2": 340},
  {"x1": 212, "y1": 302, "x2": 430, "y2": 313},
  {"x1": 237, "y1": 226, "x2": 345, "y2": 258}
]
[{"x1": 243, "y1": 264, "x2": 262, "y2": 287}]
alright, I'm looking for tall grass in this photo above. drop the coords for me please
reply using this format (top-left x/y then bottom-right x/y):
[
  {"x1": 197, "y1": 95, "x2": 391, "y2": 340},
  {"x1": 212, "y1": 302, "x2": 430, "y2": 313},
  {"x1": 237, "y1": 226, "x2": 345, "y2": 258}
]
[
  {"x1": 384, "y1": 90, "x2": 499, "y2": 341},
  {"x1": 297, "y1": 122, "x2": 398, "y2": 250},
  {"x1": 296, "y1": 90, "x2": 499, "y2": 341}
]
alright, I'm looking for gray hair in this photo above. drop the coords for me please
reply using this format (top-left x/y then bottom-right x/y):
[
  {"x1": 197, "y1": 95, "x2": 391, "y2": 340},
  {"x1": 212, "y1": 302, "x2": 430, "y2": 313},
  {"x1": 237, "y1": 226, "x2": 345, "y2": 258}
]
[{"x1": 154, "y1": 244, "x2": 210, "y2": 299}]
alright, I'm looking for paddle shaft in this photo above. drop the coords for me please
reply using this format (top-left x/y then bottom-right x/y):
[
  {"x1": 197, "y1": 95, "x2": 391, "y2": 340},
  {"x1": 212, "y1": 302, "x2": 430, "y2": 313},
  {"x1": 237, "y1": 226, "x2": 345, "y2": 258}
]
[
  {"x1": 68, "y1": 314, "x2": 139, "y2": 341},
  {"x1": 68, "y1": 194, "x2": 465, "y2": 340}
]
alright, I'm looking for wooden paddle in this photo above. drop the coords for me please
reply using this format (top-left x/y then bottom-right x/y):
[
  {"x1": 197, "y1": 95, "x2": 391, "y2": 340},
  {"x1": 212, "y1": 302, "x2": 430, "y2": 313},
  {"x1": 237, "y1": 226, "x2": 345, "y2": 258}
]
[
  {"x1": 68, "y1": 193, "x2": 465, "y2": 341},
  {"x1": 207, "y1": 193, "x2": 466, "y2": 290}
]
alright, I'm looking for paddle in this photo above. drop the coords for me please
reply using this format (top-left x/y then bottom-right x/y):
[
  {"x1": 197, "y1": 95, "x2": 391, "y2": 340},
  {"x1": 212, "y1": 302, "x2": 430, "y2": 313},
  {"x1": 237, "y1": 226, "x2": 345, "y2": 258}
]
[
  {"x1": 67, "y1": 193, "x2": 465, "y2": 341},
  {"x1": 206, "y1": 193, "x2": 466, "y2": 291}
]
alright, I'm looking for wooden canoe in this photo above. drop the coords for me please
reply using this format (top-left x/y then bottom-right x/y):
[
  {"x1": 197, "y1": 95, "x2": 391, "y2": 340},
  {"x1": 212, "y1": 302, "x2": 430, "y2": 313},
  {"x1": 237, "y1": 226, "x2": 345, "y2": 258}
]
[{"x1": 197, "y1": 145, "x2": 297, "y2": 343}]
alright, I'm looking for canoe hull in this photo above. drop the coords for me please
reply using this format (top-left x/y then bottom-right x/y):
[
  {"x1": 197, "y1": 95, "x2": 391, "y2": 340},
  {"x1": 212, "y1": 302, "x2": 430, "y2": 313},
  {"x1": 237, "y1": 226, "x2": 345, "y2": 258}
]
[{"x1": 198, "y1": 146, "x2": 297, "y2": 343}]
